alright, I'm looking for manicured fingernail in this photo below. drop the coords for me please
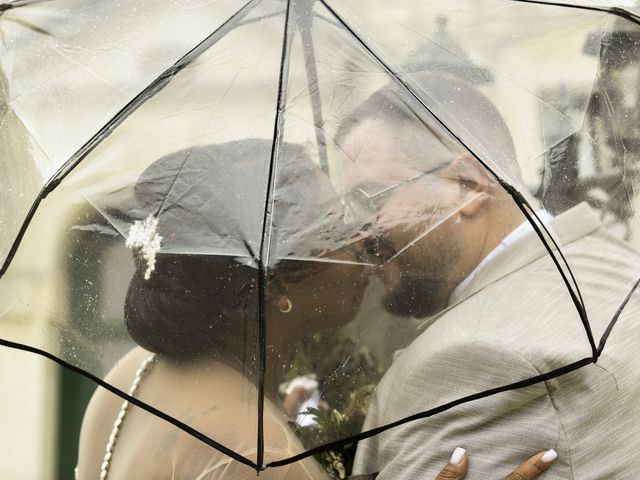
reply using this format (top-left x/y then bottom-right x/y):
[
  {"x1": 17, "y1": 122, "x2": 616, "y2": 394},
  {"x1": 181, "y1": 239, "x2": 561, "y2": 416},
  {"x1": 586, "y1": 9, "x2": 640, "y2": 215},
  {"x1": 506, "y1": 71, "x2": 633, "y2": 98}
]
[
  {"x1": 542, "y1": 449, "x2": 558, "y2": 463},
  {"x1": 450, "y1": 447, "x2": 466, "y2": 465}
]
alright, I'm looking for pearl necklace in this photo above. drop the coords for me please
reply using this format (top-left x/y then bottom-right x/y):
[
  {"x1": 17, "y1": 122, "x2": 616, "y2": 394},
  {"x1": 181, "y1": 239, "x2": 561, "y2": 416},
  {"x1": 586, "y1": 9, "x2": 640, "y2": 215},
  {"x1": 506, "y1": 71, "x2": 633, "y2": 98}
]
[{"x1": 99, "y1": 354, "x2": 157, "y2": 480}]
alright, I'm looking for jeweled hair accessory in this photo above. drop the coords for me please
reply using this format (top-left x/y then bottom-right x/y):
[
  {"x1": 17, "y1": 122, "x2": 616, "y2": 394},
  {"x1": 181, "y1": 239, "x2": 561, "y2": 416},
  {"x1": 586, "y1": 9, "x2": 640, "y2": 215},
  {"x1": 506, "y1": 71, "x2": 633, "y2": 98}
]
[{"x1": 126, "y1": 214, "x2": 162, "y2": 280}]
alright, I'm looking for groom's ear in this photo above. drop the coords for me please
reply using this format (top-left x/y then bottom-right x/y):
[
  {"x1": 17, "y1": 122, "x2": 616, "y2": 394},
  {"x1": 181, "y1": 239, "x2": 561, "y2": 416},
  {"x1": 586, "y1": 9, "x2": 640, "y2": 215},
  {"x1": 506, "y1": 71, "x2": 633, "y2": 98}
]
[{"x1": 449, "y1": 152, "x2": 491, "y2": 218}]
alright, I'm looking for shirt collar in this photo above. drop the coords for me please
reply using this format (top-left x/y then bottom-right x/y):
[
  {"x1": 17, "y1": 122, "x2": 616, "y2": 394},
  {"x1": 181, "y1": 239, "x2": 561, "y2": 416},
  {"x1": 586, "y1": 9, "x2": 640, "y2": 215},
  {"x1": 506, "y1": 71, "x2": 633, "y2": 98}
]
[{"x1": 449, "y1": 210, "x2": 553, "y2": 305}]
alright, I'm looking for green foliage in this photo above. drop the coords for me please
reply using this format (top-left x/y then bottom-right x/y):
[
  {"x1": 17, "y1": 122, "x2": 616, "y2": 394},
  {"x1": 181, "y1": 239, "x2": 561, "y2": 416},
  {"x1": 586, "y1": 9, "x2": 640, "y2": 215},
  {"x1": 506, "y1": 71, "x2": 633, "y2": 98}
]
[{"x1": 284, "y1": 330, "x2": 382, "y2": 479}]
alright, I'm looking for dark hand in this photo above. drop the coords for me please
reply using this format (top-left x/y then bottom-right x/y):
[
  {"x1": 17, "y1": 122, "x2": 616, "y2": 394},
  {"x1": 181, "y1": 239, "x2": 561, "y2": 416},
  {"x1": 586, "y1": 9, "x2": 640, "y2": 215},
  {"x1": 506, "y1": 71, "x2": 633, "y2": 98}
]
[{"x1": 435, "y1": 447, "x2": 558, "y2": 480}]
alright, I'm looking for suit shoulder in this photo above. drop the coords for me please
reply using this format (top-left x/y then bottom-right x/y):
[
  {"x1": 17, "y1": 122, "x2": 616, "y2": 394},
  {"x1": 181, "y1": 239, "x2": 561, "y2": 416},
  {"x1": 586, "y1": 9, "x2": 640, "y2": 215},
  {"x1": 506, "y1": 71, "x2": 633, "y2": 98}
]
[{"x1": 374, "y1": 337, "x2": 545, "y2": 418}]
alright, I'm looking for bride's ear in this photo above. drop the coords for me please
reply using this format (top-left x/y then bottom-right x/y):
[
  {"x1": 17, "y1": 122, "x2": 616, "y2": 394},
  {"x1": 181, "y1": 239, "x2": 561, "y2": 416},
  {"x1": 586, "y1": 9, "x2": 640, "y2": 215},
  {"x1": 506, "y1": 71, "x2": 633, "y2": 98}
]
[{"x1": 449, "y1": 152, "x2": 491, "y2": 218}]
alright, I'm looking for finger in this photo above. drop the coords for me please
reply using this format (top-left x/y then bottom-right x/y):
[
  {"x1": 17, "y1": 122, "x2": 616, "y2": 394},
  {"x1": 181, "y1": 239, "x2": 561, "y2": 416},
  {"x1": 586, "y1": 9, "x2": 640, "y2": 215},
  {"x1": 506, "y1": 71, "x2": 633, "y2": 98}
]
[
  {"x1": 435, "y1": 447, "x2": 468, "y2": 480},
  {"x1": 504, "y1": 449, "x2": 558, "y2": 480}
]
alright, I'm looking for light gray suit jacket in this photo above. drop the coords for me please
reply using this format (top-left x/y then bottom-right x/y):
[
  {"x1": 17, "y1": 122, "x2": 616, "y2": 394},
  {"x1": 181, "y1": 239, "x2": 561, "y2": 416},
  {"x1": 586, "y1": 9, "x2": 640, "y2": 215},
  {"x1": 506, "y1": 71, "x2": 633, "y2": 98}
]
[{"x1": 353, "y1": 203, "x2": 640, "y2": 479}]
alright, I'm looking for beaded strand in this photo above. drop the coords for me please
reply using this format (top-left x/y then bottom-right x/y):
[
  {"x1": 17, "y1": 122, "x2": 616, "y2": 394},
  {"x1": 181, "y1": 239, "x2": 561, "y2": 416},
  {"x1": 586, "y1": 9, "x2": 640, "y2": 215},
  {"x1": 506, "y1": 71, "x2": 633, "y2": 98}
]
[{"x1": 99, "y1": 354, "x2": 157, "y2": 480}]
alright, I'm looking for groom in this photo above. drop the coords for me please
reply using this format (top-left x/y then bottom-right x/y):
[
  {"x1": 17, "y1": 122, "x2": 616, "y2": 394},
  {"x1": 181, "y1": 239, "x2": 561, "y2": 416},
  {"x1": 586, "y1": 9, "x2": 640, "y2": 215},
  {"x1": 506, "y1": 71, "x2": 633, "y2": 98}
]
[{"x1": 337, "y1": 77, "x2": 640, "y2": 479}]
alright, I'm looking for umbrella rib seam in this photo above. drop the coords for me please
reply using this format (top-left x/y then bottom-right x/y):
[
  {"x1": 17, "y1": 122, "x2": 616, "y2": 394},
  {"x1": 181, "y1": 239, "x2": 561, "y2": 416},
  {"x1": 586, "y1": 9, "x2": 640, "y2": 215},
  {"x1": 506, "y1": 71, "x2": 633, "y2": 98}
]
[
  {"x1": 508, "y1": 0, "x2": 640, "y2": 26},
  {"x1": 256, "y1": 0, "x2": 296, "y2": 471},
  {"x1": 510, "y1": 197, "x2": 595, "y2": 356},
  {"x1": 0, "y1": 0, "x2": 51, "y2": 12},
  {"x1": 597, "y1": 275, "x2": 640, "y2": 355},
  {"x1": 296, "y1": 1, "x2": 330, "y2": 173}
]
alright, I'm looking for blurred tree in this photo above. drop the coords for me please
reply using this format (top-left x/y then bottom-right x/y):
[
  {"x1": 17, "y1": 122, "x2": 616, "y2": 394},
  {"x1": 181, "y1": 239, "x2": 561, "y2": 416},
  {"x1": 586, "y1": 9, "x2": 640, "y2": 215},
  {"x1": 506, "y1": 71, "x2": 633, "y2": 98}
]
[{"x1": 283, "y1": 331, "x2": 382, "y2": 479}]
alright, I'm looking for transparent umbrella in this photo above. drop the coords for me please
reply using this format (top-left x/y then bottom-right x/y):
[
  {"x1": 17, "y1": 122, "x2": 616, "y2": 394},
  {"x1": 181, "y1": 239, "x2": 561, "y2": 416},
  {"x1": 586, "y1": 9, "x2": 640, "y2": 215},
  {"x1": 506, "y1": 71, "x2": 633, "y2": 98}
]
[{"x1": 1, "y1": 0, "x2": 640, "y2": 478}]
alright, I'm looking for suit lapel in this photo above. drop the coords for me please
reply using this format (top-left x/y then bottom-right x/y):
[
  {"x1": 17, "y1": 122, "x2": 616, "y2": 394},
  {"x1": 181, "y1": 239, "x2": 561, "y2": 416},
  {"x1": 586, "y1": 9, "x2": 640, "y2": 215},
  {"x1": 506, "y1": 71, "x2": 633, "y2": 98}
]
[{"x1": 417, "y1": 202, "x2": 601, "y2": 333}]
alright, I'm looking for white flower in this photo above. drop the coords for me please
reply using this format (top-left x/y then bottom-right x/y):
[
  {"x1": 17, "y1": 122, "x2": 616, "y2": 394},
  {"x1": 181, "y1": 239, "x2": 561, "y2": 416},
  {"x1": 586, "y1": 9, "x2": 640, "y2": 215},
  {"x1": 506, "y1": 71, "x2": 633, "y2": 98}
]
[{"x1": 126, "y1": 214, "x2": 162, "y2": 280}]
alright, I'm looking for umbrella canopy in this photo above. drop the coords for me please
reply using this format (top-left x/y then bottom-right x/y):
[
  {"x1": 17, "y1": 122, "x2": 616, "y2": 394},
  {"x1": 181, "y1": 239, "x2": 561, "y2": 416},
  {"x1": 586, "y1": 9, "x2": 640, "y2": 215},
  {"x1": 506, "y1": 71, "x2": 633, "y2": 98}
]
[{"x1": 1, "y1": 0, "x2": 640, "y2": 478}]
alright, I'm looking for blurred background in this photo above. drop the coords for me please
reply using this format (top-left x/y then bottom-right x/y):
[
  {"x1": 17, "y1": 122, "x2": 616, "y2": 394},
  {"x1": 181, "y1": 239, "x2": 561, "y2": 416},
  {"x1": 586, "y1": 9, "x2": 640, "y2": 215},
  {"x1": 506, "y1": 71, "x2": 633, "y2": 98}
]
[{"x1": 1, "y1": 0, "x2": 639, "y2": 478}]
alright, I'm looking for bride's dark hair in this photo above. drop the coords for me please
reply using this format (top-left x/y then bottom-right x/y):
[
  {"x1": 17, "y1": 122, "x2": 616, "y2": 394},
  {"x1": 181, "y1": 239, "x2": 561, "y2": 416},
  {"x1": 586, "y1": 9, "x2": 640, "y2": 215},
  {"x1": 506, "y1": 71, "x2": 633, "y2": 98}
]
[
  {"x1": 125, "y1": 252, "x2": 258, "y2": 361},
  {"x1": 124, "y1": 140, "x2": 346, "y2": 361}
]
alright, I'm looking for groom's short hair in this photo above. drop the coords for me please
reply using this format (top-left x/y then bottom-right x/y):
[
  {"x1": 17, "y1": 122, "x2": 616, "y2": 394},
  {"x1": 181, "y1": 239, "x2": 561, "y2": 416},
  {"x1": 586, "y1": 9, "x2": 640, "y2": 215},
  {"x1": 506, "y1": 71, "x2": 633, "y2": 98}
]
[{"x1": 335, "y1": 73, "x2": 522, "y2": 187}]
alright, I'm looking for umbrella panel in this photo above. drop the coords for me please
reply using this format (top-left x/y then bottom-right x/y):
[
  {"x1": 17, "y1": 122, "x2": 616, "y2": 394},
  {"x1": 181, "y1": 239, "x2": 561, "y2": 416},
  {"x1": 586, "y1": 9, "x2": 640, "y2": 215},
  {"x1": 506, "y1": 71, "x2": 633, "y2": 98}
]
[
  {"x1": 326, "y1": 0, "x2": 609, "y2": 186},
  {"x1": 0, "y1": 0, "x2": 245, "y2": 267},
  {"x1": 1, "y1": 0, "x2": 288, "y2": 473},
  {"x1": 518, "y1": 0, "x2": 640, "y2": 18},
  {"x1": 320, "y1": 0, "x2": 640, "y2": 332}
]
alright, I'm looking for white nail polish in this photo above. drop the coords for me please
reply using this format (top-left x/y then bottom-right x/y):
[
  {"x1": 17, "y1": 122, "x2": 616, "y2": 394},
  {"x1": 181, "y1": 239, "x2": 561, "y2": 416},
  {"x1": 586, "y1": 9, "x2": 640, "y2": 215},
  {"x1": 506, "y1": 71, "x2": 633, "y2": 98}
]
[
  {"x1": 542, "y1": 449, "x2": 558, "y2": 463},
  {"x1": 450, "y1": 447, "x2": 466, "y2": 465}
]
